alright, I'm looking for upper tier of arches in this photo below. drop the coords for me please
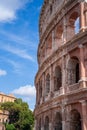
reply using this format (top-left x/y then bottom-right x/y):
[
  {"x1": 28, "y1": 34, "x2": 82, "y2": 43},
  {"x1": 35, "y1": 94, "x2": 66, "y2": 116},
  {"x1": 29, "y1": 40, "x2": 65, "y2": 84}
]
[{"x1": 38, "y1": 0, "x2": 87, "y2": 67}]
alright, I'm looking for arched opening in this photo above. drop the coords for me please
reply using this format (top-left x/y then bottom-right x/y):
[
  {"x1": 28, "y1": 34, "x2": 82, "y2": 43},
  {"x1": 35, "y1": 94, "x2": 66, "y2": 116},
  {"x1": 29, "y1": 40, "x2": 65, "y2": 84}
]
[
  {"x1": 70, "y1": 109, "x2": 82, "y2": 130},
  {"x1": 54, "y1": 66, "x2": 62, "y2": 91},
  {"x1": 68, "y1": 12, "x2": 80, "y2": 40},
  {"x1": 39, "y1": 80, "x2": 42, "y2": 98},
  {"x1": 39, "y1": 118, "x2": 41, "y2": 130},
  {"x1": 55, "y1": 25, "x2": 63, "y2": 49},
  {"x1": 46, "y1": 74, "x2": 50, "y2": 96},
  {"x1": 76, "y1": 63, "x2": 79, "y2": 83},
  {"x1": 54, "y1": 112, "x2": 62, "y2": 130},
  {"x1": 46, "y1": 34, "x2": 52, "y2": 55},
  {"x1": 75, "y1": 17, "x2": 80, "y2": 34},
  {"x1": 50, "y1": 4, "x2": 53, "y2": 14},
  {"x1": 44, "y1": 116, "x2": 49, "y2": 130},
  {"x1": 68, "y1": 57, "x2": 80, "y2": 85}
]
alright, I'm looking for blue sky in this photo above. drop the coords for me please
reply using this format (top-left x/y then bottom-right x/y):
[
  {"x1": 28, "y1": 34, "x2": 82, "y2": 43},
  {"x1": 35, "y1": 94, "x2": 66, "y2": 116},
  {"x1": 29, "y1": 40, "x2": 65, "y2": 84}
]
[{"x1": 0, "y1": 0, "x2": 43, "y2": 110}]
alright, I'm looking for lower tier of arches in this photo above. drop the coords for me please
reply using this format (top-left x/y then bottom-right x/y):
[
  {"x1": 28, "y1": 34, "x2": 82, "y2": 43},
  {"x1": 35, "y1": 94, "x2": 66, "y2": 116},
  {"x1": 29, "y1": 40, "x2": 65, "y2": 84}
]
[{"x1": 35, "y1": 100, "x2": 87, "y2": 130}]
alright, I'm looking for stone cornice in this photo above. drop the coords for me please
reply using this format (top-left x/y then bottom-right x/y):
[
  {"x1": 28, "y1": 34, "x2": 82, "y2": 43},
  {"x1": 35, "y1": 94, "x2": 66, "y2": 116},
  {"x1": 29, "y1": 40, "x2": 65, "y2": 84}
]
[
  {"x1": 37, "y1": 1, "x2": 80, "y2": 65},
  {"x1": 39, "y1": 0, "x2": 79, "y2": 45},
  {"x1": 34, "y1": 87, "x2": 87, "y2": 116},
  {"x1": 35, "y1": 30, "x2": 87, "y2": 84}
]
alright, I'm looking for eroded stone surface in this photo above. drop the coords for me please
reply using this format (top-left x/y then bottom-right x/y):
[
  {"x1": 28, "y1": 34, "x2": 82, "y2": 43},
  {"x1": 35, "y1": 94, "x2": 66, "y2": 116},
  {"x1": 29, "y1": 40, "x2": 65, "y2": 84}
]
[{"x1": 34, "y1": 0, "x2": 87, "y2": 130}]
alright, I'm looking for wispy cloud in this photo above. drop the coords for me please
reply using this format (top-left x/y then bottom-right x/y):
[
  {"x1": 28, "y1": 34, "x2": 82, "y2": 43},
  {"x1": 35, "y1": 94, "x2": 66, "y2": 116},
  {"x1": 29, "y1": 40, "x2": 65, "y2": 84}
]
[
  {"x1": 7, "y1": 59, "x2": 23, "y2": 74},
  {"x1": 37, "y1": 6, "x2": 42, "y2": 11},
  {"x1": 0, "y1": 44, "x2": 34, "y2": 61},
  {"x1": 0, "y1": 0, "x2": 32, "y2": 22},
  {"x1": 12, "y1": 85, "x2": 36, "y2": 97},
  {"x1": 0, "y1": 30, "x2": 36, "y2": 48},
  {"x1": 0, "y1": 56, "x2": 24, "y2": 75},
  {"x1": 0, "y1": 69, "x2": 7, "y2": 76}
]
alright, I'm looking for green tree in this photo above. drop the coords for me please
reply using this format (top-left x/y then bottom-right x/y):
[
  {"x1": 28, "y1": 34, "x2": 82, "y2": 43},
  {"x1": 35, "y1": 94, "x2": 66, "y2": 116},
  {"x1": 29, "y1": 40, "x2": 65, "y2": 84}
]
[
  {"x1": 1, "y1": 98, "x2": 34, "y2": 130},
  {"x1": 6, "y1": 124, "x2": 16, "y2": 130}
]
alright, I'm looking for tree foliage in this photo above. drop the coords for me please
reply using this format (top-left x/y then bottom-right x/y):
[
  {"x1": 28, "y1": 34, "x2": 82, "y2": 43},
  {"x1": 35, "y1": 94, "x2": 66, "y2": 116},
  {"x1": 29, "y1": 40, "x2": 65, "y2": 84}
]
[
  {"x1": 1, "y1": 98, "x2": 34, "y2": 130},
  {"x1": 6, "y1": 124, "x2": 16, "y2": 130}
]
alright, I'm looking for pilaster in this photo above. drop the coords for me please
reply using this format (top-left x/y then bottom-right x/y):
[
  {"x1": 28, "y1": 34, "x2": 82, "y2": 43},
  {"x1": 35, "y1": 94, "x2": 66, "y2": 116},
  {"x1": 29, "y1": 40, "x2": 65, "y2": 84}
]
[
  {"x1": 62, "y1": 106, "x2": 66, "y2": 130},
  {"x1": 62, "y1": 56, "x2": 66, "y2": 94},
  {"x1": 50, "y1": 64, "x2": 54, "y2": 96},
  {"x1": 63, "y1": 16, "x2": 67, "y2": 44},
  {"x1": 80, "y1": 100, "x2": 87, "y2": 130},
  {"x1": 43, "y1": 72, "x2": 45, "y2": 101},
  {"x1": 78, "y1": 44, "x2": 86, "y2": 88},
  {"x1": 80, "y1": 2, "x2": 85, "y2": 31}
]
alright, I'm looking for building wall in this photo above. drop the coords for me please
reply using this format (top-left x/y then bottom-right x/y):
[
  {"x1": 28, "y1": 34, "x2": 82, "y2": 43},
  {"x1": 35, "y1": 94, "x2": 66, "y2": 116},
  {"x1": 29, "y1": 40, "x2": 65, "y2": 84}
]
[
  {"x1": 0, "y1": 93, "x2": 15, "y2": 103},
  {"x1": 35, "y1": 0, "x2": 87, "y2": 130},
  {"x1": 0, "y1": 93, "x2": 16, "y2": 130}
]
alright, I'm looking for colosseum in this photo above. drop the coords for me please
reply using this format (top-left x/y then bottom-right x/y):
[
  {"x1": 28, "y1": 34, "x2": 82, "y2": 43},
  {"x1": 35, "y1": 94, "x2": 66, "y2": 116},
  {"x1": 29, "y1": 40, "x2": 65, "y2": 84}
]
[{"x1": 34, "y1": 0, "x2": 87, "y2": 130}]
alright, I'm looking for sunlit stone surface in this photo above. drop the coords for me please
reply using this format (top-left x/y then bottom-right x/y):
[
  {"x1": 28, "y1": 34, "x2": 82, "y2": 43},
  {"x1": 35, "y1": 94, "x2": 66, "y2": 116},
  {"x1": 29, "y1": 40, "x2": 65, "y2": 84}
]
[{"x1": 34, "y1": 0, "x2": 87, "y2": 130}]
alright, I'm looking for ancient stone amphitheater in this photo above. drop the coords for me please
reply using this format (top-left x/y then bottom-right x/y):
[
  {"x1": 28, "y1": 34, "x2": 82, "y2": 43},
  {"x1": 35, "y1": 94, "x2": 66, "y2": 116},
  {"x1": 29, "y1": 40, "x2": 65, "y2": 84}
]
[{"x1": 34, "y1": 0, "x2": 87, "y2": 130}]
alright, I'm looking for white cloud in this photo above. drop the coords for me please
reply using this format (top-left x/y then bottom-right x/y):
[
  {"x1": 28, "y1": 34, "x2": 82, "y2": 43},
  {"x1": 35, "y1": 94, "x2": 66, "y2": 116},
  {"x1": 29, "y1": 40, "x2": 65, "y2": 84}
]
[
  {"x1": 0, "y1": 69, "x2": 7, "y2": 76},
  {"x1": 0, "y1": 0, "x2": 32, "y2": 22},
  {"x1": 12, "y1": 85, "x2": 36, "y2": 110},
  {"x1": 0, "y1": 45, "x2": 34, "y2": 61},
  {"x1": 0, "y1": 30, "x2": 34, "y2": 47},
  {"x1": 12, "y1": 85, "x2": 36, "y2": 97}
]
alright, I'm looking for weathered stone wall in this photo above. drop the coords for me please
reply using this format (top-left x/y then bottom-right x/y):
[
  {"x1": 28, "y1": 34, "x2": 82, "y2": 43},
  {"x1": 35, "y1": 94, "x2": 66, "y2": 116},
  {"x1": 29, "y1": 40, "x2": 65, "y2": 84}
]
[{"x1": 35, "y1": 0, "x2": 87, "y2": 130}]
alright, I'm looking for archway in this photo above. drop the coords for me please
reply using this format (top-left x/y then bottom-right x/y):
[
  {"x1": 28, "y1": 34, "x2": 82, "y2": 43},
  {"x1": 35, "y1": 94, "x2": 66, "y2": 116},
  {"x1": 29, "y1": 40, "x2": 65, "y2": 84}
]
[
  {"x1": 54, "y1": 112, "x2": 62, "y2": 130},
  {"x1": 68, "y1": 11, "x2": 80, "y2": 40},
  {"x1": 68, "y1": 57, "x2": 80, "y2": 85},
  {"x1": 46, "y1": 74, "x2": 50, "y2": 96},
  {"x1": 55, "y1": 25, "x2": 63, "y2": 48},
  {"x1": 39, "y1": 80, "x2": 42, "y2": 98},
  {"x1": 70, "y1": 109, "x2": 82, "y2": 130},
  {"x1": 44, "y1": 116, "x2": 49, "y2": 130},
  {"x1": 39, "y1": 118, "x2": 41, "y2": 130},
  {"x1": 54, "y1": 66, "x2": 62, "y2": 91}
]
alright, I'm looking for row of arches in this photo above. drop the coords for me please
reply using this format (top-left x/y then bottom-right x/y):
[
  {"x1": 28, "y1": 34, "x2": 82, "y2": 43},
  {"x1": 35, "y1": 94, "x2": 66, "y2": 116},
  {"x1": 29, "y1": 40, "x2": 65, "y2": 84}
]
[
  {"x1": 40, "y1": 0, "x2": 82, "y2": 38},
  {"x1": 39, "y1": 10, "x2": 81, "y2": 65},
  {"x1": 37, "y1": 57, "x2": 80, "y2": 99},
  {"x1": 38, "y1": 109, "x2": 82, "y2": 130}
]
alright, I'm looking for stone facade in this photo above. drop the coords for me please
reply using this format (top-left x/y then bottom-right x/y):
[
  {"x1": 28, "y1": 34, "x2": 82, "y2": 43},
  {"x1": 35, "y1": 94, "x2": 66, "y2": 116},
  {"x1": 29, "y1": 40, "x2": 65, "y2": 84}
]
[
  {"x1": 0, "y1": 93, "x2": 16, "y2": 130},
  {"x1": 34, "y1": 0, "x2": 87, "y2": 130}
]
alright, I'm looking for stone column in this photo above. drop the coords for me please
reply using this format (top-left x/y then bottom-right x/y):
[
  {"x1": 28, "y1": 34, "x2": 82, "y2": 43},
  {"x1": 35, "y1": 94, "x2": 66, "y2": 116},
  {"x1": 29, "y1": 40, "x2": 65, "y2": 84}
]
[
  {"x1": 79, "y1": 44, "x2": 86, "y2": 88},
  {"x1": 34, "y1": 119, "x2": 37, "y2": 130},
  {"x1": 38, "y1": 82, "x2": 40, "y2": 104},
  {"x1": 50, "y1": 64, "x2": 54, "y2": 97},
  {"x1": 63, "y1": 16, "x2": 67, "y2": 44},
  {"x1": 62, "y1": 56, "x2": 66, "y2": 94},
  {"x1": 36, "y1": 83, "x2": 39, "y2": 106},
  {"x1": 41, "y1": 117, "x2": 44, "y2": 130},
  {"x1": 84, "y1": 2, "x2": 87, "y2": 27},
  {"x1": 80, "y1": 100, "x2": 87, "y2": 130},
  {"x1": 43, "y1": 72, "x2": 45, "y2": 101},
  {"x1": 41, "y1": 127, "x2": 44, "y2": 130},
  {"x1": 37, "y1": 82, "x2": 40, "y2": 105},
  {"x1": 62, "y1": 110, "x2": 66, "y2": 130},
  {"x1": 61, "y1": 102, "x2": 66, "y2": 130},
  {"x1": 36, "y1": 86, "x2": 38, "y2": 106},
  {"x1": 65, "y1": 105, "x2": 72, "y2": 130},
  {"x1": 52, "y1": 30, "x2": 55, "y2": 50},
  {"x1": 80, "y1": 2, "x2": 85, "y2": 31},
  {"x1": 49, "y1": 123, "x2": 53, "y2": 130}
]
